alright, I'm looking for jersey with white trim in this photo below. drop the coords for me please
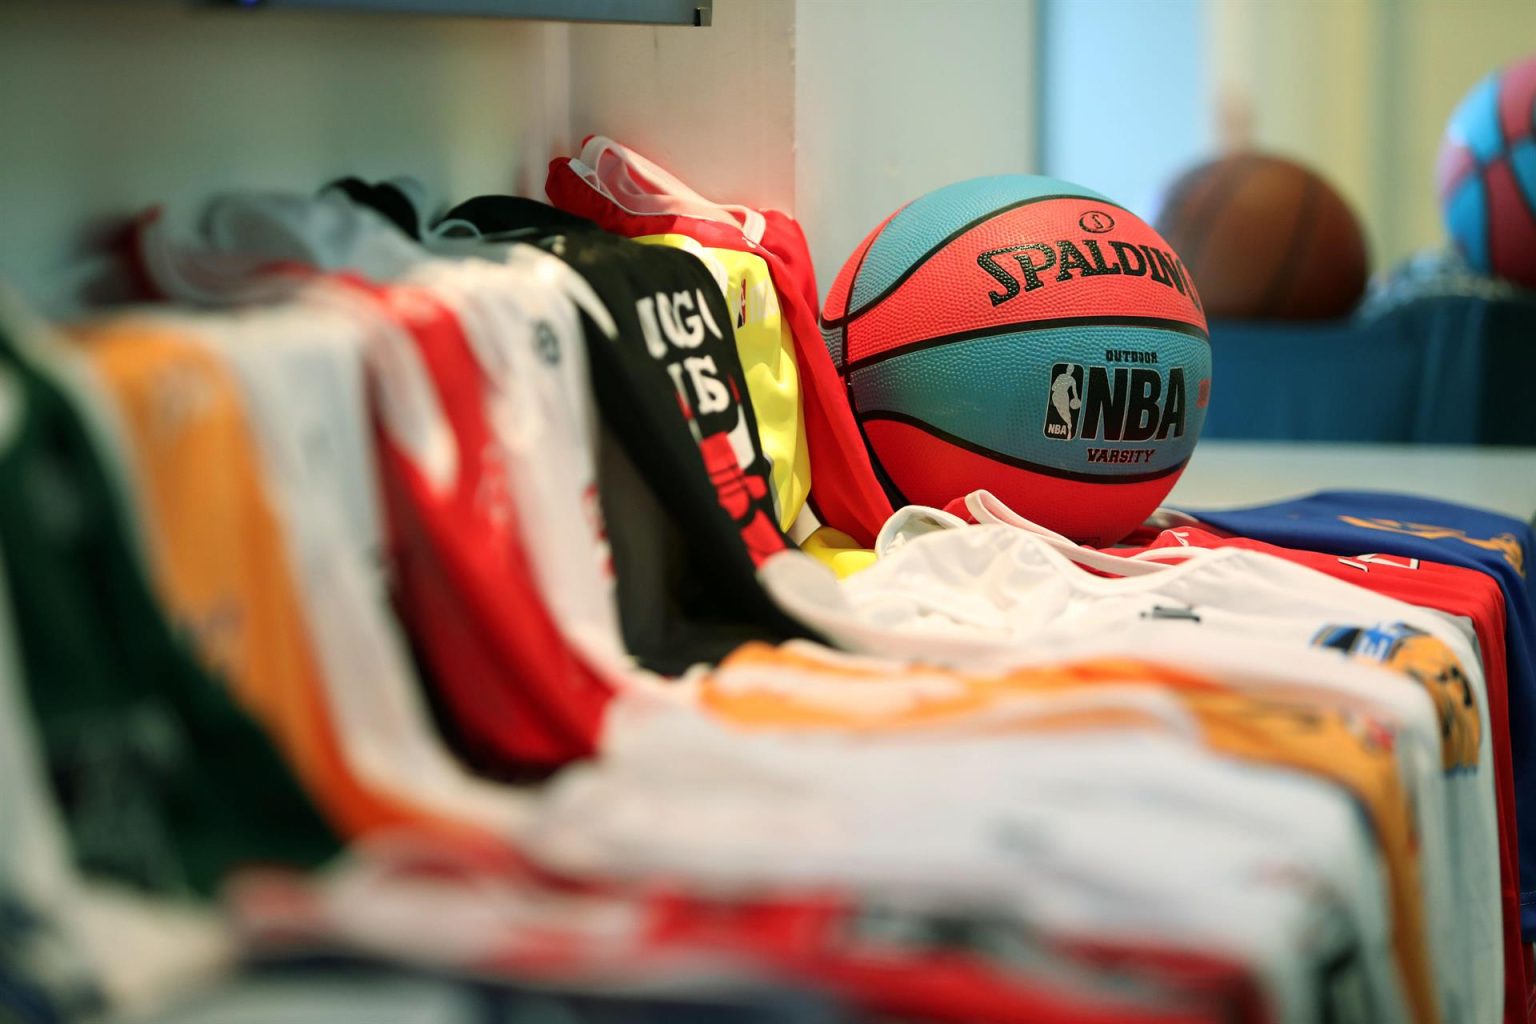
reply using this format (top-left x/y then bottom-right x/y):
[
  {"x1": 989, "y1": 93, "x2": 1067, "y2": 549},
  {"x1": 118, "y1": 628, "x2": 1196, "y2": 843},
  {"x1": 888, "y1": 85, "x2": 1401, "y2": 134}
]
[
  {"x1": 133, "y1": 187, "x2": 816, "y2": 674},
  {"x1": 0, "y1": 298, "x2": 337, "y2": 896},
  {"x1": 436, "y1": 201, "x2": 814, "y2": 672},
  {"x1": 1090, "y1": 515, "x2": 1524, "y2": 1022},
  {"x1": 543, "y1": 136, "x2": 895, "y2": 547},
  {"x1": 0, "y1": 535, "x2": 106, "y2": 1022},
  {"x1": 72, "y1": 315, "x2": 499, "y2": 843},
  {"x1": 632, "y1": 233, "x2": 810, "y2": 534},
  {"x1": 134, "y1": 298, "x2": 533, "y2": 835},
  {"x1": 535, "y1": 672, "x2": 1400, "y2": 1024},
  {"x1": 761, "y1": 527, "x2": 1484, "y2": 1024},
  {"x1": 957, "y1": 488, "x2": 1530, "y2": 1023},
  {"x1": 230, "y1": 835, "x2": 1251, "y2": 1024},
  {"x1": 328, "y1": 273, "x2": 615, "y2": 775},
  {"x1": 1175, "y1": 491, "x2": 1536, "y2": 941},
  {"x1": 444, "y1": 189, "x2": 813, "y2": 533},
  {"x1": 132, "y1": 190, "x2": 642, "y2": 701},
  {"x1": 945, "y1": 521, "x2": 1500, "y2": 1023},
  {"x1": 397, "y1": 253, "x2": 632, "y2": 682}
]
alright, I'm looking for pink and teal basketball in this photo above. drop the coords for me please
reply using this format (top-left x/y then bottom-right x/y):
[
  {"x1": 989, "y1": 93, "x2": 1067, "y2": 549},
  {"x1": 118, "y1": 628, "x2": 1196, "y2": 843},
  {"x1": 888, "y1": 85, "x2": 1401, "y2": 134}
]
[
  {"x1": 821, "y1": 175, "x2": 1211, "y2": 547},
  {"x1": 1438, "y1": 53, "x2": 1536, "y2": 289}
]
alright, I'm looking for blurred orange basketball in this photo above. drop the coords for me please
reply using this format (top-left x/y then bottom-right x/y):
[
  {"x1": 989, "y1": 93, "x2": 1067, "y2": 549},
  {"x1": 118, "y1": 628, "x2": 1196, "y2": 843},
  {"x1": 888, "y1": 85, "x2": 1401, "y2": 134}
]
[{"x1": 1154, "y1": 153, "x2": 1370, "y2": 320}]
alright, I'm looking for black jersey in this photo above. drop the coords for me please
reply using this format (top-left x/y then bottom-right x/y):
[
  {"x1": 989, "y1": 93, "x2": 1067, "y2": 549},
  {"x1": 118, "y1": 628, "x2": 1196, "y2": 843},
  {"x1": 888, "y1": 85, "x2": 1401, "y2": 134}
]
[{"x1": 436, "y1": 197, "x2": 814, "y2": 673}]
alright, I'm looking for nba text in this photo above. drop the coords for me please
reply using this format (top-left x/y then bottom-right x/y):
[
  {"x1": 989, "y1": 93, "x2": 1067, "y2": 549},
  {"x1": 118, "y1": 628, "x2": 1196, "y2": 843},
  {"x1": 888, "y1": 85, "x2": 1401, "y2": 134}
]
[{"x1": 1043, "y1": 363, "x2": 1187, "y2": 443}]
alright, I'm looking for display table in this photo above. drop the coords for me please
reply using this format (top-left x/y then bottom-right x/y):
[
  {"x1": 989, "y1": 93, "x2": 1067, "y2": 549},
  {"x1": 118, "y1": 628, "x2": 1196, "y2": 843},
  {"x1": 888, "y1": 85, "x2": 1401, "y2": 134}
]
[
  {"x1": 1166, "y1": 441, "x2": 1536, "y2": 523},
  {"x1": 1199, "y1": 294, "x2": 1536, "y2": 445}
]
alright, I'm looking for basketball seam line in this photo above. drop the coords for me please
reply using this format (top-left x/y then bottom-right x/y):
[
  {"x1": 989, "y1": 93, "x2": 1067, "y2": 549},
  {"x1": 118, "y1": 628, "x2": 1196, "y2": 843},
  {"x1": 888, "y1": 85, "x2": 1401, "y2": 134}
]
[
  {"x1": 1172, "y1": 153, "x2": 1259, "y2": 283},
  {"x1": 838, "y1": 220, "x2": 911, "y2": 507},
  {"x1": 1256, "y1": 173, "x2": 1320, "y2": 318},
  {"x1": 841, "y1": 316, "x2": 1210, "y2": 376},
  {"x1": 1505, "y1": 138, "x2": 1536, "y2": 226},
  {"x1": 819, "y1": 193, "x2": 1134, "y2": 329},
  {"x1": 1150, "y1": 171, "x2": 1205, "y2": 248},
  {"x1": 1461, "y1": 151, "x2": 1536, "y2": 264},
  {"x1": 1442, "y1": 151, "x2": 1479, "y2": 202},
  {"x1": 857, "y1": 409, "x2": 1191, "y2": 485},
  {"x1": 1480, "y1": 162, "x2": 1497, "y2": 269},
  {"x1": 842, "y1": 215, "x2": 883, "y2": 375}
]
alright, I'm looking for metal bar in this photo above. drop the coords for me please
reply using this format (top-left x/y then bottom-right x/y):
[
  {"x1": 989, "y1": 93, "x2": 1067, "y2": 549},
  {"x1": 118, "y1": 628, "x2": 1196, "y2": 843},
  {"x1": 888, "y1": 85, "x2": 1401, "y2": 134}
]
[{"x1": 197, "y1": 0, "x2": 712, "y2": 27}]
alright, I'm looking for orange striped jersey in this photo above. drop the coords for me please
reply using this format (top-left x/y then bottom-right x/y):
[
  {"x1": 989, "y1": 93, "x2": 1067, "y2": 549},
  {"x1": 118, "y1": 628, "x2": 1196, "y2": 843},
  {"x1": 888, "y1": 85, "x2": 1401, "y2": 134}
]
[
  {"x1": 72, "y1": 318, "x2": 497, "y2": 847},
  {"x1": 701, "y1": 641, "x2": 1438, "y2": 1024}
]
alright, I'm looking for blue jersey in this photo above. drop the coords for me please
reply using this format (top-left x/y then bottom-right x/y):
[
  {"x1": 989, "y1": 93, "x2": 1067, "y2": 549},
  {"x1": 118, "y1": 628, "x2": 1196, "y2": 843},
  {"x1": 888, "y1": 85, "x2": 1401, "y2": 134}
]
[{"x1": 1183, "y1": 490, "x2": 1536, "y2": 935}]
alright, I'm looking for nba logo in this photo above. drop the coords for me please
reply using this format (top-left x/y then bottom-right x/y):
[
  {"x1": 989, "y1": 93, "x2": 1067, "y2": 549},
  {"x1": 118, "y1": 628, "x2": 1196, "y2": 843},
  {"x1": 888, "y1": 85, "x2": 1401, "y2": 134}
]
[{"x1": 1043, "y1": 362, "x2": 1084, "y2": 440}]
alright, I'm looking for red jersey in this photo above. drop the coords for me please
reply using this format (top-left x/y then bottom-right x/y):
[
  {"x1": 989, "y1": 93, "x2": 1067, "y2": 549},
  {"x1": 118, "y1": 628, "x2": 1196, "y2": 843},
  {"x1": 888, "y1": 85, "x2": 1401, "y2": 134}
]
[
  {"x1": 330, "y1": 275, "x2": 613, "y2": 775},
  {"x1": 1127, "y1": 523, "x2": 1524, "y2": 1023}
]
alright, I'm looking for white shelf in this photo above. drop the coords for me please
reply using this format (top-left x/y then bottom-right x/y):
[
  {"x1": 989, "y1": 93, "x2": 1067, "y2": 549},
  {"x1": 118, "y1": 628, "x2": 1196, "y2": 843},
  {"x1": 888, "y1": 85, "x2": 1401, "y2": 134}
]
[{"x1": 1167, "y1": 441, "x2": 1536, "y2": 523}]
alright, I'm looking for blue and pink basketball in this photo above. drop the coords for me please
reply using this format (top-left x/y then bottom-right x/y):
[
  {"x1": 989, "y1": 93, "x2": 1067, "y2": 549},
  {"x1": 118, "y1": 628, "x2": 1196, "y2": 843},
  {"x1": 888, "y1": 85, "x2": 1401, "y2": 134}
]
[
  {"x1": 1438, "y1": 53, "x2": 1536, "y2": 289},
  {"x1": 821, "y1": 175, "x2": 1211, "y2": 547}
]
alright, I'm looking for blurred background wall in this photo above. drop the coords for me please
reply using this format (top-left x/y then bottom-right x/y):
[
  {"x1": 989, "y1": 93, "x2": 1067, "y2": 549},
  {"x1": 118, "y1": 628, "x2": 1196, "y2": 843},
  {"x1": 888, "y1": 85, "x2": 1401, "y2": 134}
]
[
  {"x1": 1207, "y1": 0, "x2": 1536, "y2": 277},
  {"x1": 5, "y1": 0, "x2": 1536, "y2": 309},
  {"x1": 794, "y1": 0, "x2": 1037, "y2": 297},
  {"x1": 0, "y1": 0, "x2": 571, "y2": 313},
  {"x1": 801, "y1": 0, "x2": 1536, "y2": 296}
]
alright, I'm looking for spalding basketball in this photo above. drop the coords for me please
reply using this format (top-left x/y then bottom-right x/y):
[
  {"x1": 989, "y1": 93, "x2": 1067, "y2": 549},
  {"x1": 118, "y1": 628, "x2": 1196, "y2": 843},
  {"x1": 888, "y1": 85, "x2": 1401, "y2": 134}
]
[
  {"x1": 1153, "y1": 153, "x2": 1369, "y2": 319},
  {"x1": 821, "y1": 175, "x2": 1211, "y2": 547},
  {"x1": 1438, "y1": 53, "x2": 1536, "y2": 289}
]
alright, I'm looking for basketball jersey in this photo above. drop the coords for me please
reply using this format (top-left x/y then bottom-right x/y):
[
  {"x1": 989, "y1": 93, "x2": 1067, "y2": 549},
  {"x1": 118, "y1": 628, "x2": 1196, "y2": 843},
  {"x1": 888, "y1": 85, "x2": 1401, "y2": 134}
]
[
  {"x1": 762, "y1": 526, "x2": 1491, "y2": 1024},
  {"x1": 955, "y1": 486, "x2": 1530, "y2": 1024},
  {"x1": 0, "y1": 398, "x2": 237, "y2": 1020},
  {"x1": 396, "y1": 254, "x2": 633, "y2": 683},
  {"x1": 74, "y1": 317, "x2": 476, "y2": 841},
  {"x1": 0, "y1": 295, "x2": 337, "y2": 896},
  {"x1": 544, "y1": 136, "x2": 896, "y2": 547},
  {"x1": 1101, "y1": 518, "x2": 1524, "y2": 1022},
  {"x1": 439, "y1": 197, "x2": 813, "y2": 534},
  {"x1": 1180, "y1": 491, "x2": 1536, "y2": 939},
  {"x1": 432, "y1": 201, "x2": 814, "y2": 672},
  {"x1": 536, "y1": 672, "x2": 1402, "y2": 1024},
  {"x1": 230, "y1": 838, "x2": 1245, "y2": 1024},
  {"x1": 89, "y1": 304, "x2": 535, "y2": 840},
  {"x1": 134, "y1": 190, "x2": 649, "y2": 694},
  {"x1": 631, "y1": 233, "x2": 811, "y2": 534},
  {"x1": 708, "y1": 642, "x2": 1428, "y2": 1024},
  {"x1": 0, "y1": 534, "x2": 106, "y2": 1022},
  {"x1": 133, "y1": 188, "x2": 424, "y2": 306},
  {"x1": 137, "y1": 187, "x2": 816, "y2": 675},
  {"x1": 324, "y1": 274, "x2": 615, "y2": 776}
]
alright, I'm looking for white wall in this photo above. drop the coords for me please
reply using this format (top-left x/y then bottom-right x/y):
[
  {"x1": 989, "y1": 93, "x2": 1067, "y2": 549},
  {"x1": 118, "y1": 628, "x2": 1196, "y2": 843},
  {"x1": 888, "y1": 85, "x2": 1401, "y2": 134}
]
[
  {"x1": 0, "y1": 0, "x2": 569, "y2": 313},
  {"x1": 7, "y1": 0, "x2": 1526, "y2": 315},
  {"x1": 1210, "y1": 0, "x2": 1536, "y2": 269},
  {"x1": 569, "y1": 0, "x2": 797, "y2": 212},
  {"x1": 793, "y1": 0, "x2": 1038, "y2": 296},
  {"x1": 1, "y1": 0, "x2": 1044, "y2": 316}
]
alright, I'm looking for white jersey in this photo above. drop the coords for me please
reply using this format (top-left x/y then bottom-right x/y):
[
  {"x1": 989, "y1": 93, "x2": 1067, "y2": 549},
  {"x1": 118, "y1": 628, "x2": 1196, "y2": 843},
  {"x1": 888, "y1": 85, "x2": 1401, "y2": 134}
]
[
  {"x1": 761, "y1": 522, "x2": 1497, "y2": 1024},
  {"x1": 534, "y1": 692, "x2": 1400, "y2": 1024},
  {"x1": 138, "y1": 189, "x2": 643, "y2": 690},
  {"x1": 154, "y1": 295, "x2": 531, "y2": 834},
  {"x1": 398, "y1": 253, "x2": 634, "y2": 684},
  {"x1": 135, "y1": 189, "x2": 425, "y2": 306}
]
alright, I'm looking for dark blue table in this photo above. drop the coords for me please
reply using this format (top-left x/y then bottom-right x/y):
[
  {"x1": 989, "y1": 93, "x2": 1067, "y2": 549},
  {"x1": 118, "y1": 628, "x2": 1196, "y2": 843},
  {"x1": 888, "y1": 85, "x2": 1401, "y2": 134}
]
[{"x1": 1202, "y1": 294, "x2": 1536, "y2": 445}]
